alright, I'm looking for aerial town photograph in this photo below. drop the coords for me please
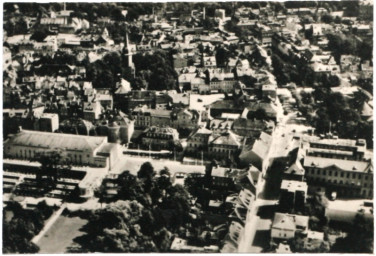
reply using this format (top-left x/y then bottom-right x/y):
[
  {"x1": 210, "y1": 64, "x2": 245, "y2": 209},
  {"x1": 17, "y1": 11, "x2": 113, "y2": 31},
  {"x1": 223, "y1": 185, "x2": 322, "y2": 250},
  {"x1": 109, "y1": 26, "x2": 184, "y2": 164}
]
[{"x1": 2, "y1": 1, "x2": 374, "y2": 254}]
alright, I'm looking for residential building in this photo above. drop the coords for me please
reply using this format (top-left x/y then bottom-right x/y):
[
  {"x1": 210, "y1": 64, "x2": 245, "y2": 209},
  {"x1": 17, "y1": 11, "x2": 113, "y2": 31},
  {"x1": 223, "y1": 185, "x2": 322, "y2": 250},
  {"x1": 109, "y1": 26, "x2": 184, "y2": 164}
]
[
  {"x1": 83, "y1": 101, "x2": 102, "y2": 122},
  {"x1": 186, "y1": 126, "x2": 212, "y2": 154},
  {"x1": 202, "y1": 55, "x2": 217, "y2": 68},
  {"x1": 283, "y1": 161, "x2": 305, "y2": 181},
  {"x1": 170, "y1": 237, "x2": 219, "y2": 252},
  {"x1": 208, "y1": 130, "x2": 242, "y2": 159},
  {"x1": 116, "y1": 90, "x2": 157, "y2": 113},
  {"x1": 131, "y1": 106, "x2": 171, "y2": 129},
  {"x1": 262, "y1": 84, "x2": 277, "y2": 101},
  {"x1": 340, "y1": 55, "x2": 361, "y2": 72},
  {"x1": 38, "y1": 113, "x2": 59, "y2": 132},
  {"x1": 232, "y1": 118, "x2": 274, "y2": 137},
  {"x1": 239, "y1": 132, "x2": 272, "y2": 170},
  {"x1": 279, "y1": 180, "x2": 308, "y2": 212},
  {"x1": 209, "y1": 166, "x2": 236, "y2": 189},
  {"x1": 303, "y1": 156, "x2": 373, "y2": 198},
  {"x1": 304, "y1": 136, "x2": 367, "y2": 161},
  {"x1": 271, "y1": 212, "x2": 309, "y2": 242},
  {"x1": 96, "y1": 114, "x2": 135, "y2": 144},
  {"x1": 209, "y1": 118, "x2": 234, "y2": 133},
  {"x1": 141, "y1": 126, "x2": 179, "y2": 150}
]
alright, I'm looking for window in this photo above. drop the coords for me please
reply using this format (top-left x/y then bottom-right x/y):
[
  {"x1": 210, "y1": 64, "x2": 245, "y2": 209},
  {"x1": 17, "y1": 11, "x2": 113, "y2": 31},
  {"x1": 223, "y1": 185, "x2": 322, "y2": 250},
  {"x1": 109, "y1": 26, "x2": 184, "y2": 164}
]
[
  {"x1": 329, "y1": 171, "x2": 332, "y2": 176},
  {"x1": 341, "y1": 172, "x2": 344, "y2": 178},
  {"x1": 347, "y1": 172, "x2": 350, "y2": 178},
  {"x1": 317, "y1": 169, "x2": 321, "y2": 175},
  {"x1": 335, "y1": 171, "x2": 338, "y2": 177},
  {"x1": 323, "y1": 170, "x2": 326, "y2": 175}
]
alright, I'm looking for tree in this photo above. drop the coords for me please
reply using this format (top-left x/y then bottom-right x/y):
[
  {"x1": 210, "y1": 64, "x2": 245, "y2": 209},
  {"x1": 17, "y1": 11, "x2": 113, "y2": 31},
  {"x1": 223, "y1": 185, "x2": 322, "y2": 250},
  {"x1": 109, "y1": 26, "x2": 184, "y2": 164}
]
[
  {"x1": 202, "y1": 18, "x2": 218, "y2": 30},
  {"x1": 159, "y1": 167, "x2": 171, "y2": 177},
  {"x1": 34, "y1": 150, "x2": 63, "y2": 187},
  {"x1": 30, "y1": 29, "x2": 49, "y2": 42},
  {"x1": 215, "y1": 47, "x2": 230, "y2": 67},
  {"x1": 351, "y1": 90, "x2": 370, "y2": 111},
  {"x1": 331, "y1": 212, "x2": 373, "y2": 253},
  {"x1": 94, "y1": 183, "x2": 107, "y2": 208},
  {"x1": 116, "y1": 171, "x2": 148, "y2": 205},
  {"x1": 247, "y1": 108, "x2": 268, "y2": 120},
  {"x1": 321, "y1": 14, "x2": 333, "y2": 24},
  {"x1": 137, "y1": 162, "x2": 155, "y2": 180},
  {"x1": 300, "y1": 91, "x2": 313, "y2": 105}
]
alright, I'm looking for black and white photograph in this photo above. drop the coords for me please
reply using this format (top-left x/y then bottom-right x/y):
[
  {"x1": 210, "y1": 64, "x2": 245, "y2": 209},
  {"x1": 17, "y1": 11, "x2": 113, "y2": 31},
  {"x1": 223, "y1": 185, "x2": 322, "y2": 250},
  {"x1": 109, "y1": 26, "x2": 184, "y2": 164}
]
[{"x1": 2, "y1": 1, "x2": 374, "y2": 253}]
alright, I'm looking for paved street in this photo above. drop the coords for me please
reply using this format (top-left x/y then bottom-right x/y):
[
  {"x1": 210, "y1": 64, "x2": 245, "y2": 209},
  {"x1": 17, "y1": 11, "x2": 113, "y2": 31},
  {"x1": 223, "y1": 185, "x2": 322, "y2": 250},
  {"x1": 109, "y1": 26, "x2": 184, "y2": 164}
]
[{"x1": 237, "y1": 106, "x2": 293, "y2": 252}]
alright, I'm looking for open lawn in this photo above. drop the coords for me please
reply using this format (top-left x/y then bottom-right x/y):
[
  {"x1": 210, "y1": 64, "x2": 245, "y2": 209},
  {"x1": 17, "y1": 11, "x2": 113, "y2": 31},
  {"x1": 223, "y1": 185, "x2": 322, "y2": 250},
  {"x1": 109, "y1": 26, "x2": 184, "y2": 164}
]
[{"x1": 37, "y1": 214, "x2": 88, "y2": 253}]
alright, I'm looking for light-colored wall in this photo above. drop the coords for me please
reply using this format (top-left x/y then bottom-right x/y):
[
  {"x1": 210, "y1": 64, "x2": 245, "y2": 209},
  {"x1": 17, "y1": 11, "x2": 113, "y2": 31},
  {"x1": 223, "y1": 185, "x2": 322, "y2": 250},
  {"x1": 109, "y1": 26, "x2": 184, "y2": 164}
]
[{"x1": 271, "y1": 228, "x2": 295, "y2": 240}]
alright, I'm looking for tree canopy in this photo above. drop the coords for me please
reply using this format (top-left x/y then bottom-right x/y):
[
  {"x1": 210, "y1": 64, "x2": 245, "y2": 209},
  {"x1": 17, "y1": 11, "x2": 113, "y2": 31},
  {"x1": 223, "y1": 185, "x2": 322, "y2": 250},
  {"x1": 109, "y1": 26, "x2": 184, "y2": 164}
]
[
  {"x1": 73, "y1": 162, "x2": 195, "y2": 252},
  {"x1": 3, "y1": 201, "x2": 54, "y2": 253}
]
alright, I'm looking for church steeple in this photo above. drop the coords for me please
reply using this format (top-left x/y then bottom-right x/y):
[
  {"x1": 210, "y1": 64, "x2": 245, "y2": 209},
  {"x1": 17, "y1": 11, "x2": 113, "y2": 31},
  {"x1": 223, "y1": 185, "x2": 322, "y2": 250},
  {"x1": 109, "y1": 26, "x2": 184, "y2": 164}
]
[{"x1": 124, "y1": 30, "x2": 135, "y2": 77}]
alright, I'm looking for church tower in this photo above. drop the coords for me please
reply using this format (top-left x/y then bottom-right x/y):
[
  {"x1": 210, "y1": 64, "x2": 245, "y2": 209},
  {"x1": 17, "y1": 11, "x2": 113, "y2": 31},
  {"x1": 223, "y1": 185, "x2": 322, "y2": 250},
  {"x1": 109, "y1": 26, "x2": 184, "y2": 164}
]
[{"x1": 124, "y1": 32, "x2": 135, "y2": 78}]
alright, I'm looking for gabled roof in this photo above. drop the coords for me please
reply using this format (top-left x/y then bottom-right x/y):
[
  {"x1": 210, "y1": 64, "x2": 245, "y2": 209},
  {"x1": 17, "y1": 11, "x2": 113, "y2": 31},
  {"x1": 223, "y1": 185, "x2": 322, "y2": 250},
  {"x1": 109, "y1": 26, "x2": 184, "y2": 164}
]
[
  {"x1": 115, "y1": 79, "x2": 131, "y2": 94},
  {"x1": 272, "y1": 212, "x2": 309, "y2": 231},
  {"x1": 361, "y1": 102, "x2": 373, "y2": 117},
  {"x1": 250, "y1": 132, "x2": 272, "y2": 160},
  {"x1": 285, "y1": 161, "x2": 305, "y2": 176},
  {"x1": 272, "y1": 212, "x2": 296, "y2": 230},
  {"x1": 187, "y1": 126, "x2": 212, "y2": 140},
  {"x1": 210, "y1": 131, "x2": 241, "y2": 147}
]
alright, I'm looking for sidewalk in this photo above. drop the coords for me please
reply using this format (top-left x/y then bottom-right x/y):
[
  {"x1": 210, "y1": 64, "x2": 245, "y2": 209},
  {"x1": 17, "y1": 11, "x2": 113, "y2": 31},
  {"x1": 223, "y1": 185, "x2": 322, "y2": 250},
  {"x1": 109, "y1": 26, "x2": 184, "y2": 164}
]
[{"x1": 32, "y1": 203, "x2": 67, "y2": 245}]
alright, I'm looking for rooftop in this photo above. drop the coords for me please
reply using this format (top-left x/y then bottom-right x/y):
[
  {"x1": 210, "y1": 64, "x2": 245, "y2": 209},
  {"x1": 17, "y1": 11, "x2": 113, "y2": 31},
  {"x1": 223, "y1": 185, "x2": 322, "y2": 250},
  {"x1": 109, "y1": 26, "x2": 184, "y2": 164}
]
[
  {"x1": 303, "y1": 156, "x2": 371, "y2": 173},
  {"x1": 280, "y1": 179, "x2": 308, "y2": 192},
  {"x1": 5, "y1": 129, "x2": 107, "y2": 152}
]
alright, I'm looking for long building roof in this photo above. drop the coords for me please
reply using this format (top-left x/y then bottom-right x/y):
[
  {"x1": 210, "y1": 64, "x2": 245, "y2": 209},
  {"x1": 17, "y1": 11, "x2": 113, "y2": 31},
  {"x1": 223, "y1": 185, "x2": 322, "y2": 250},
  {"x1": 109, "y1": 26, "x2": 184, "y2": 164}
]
[
  {"x1": 5, "y1": 129, "x2": 107, "y2": 152},
  {"x1": 303, "y1": 156, "x2": 371, "y2": 173}
]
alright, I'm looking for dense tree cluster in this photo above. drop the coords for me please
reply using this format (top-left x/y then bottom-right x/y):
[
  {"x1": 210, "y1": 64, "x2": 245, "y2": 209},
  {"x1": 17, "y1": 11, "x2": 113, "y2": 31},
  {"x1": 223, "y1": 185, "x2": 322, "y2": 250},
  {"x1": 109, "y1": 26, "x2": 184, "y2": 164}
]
[
  {"x1": 327, "y1": 33, "x2": 373, "y2": 62},
  {"x1": 311, "y1": 90, "x2": 373, "y2": 147},
  {"x1": 3, "y1": 201, "x2": 54, "y2": 253},
  {"x1": 224, "y1": 18, "x2": 250, "y2": 42},
  {"x1": 331, "y1": 213, "x2": 373, "y2": 253},
  {"x1": 73, "y1": 163, "x2": 194, "y2": 252},
  {"x1": 272, "y1": 55, "x2": 314, "y2": 86},
  {"x1": 133, "y1": 50, "x2": 178, "y2": 91}
]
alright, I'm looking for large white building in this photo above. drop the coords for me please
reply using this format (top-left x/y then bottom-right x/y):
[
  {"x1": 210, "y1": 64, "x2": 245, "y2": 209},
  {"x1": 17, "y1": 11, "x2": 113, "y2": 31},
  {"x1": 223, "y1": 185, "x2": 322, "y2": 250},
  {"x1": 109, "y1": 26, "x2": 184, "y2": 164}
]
[{"x1": 4, "y1": 129, "x2": 121, "y2": 168}]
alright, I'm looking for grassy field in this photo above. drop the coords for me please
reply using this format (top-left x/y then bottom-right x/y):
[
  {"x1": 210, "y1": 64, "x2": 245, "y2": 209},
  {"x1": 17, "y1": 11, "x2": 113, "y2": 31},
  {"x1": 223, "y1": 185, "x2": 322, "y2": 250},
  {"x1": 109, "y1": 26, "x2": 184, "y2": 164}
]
[{"x1": 37, "y1": 214, "x2": 88, "y2": 253}]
